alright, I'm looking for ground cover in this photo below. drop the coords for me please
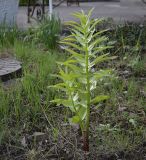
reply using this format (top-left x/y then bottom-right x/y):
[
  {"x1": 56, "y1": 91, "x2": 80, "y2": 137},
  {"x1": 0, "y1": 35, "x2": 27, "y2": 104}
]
[{"x1": 0, "y1": 14, "x2": 146, "y2": 160}]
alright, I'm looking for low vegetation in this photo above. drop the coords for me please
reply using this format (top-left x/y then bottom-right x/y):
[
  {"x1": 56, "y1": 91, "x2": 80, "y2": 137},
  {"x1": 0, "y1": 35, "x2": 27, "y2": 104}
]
[{"x1": 0, "y1": 11, "x2": 146, "y2": 160}]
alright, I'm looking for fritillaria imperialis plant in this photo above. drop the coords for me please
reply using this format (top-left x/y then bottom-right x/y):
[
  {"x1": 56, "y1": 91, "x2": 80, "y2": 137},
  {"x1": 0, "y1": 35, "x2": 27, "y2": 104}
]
[{"x1": 51, "y1": 10, "x2": 114, "y2": 152}]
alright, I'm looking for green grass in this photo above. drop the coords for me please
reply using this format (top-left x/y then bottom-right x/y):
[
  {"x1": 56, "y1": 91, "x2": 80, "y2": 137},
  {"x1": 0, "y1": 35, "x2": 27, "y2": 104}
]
[
  {"x1": 30, "y1": 14, "x2": 62, "y2": 50},
  {"x1": 0, "y1": 24, "x2": 19, "y2": 48},
  {"x1": 0, "y1": 41, "x2": 63, "y2": 124}
]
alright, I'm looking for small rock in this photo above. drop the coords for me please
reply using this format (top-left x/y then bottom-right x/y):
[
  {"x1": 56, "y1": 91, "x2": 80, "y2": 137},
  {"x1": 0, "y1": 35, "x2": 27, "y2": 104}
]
[
  {"x1": 21, "y1": 137, "x2": 27, "y2": 147},
  {"x1": 123, "y1": 70, "x2": 130, "y2": 74},
  {"x1": 118, "y1": 107, "x2": 127, "y2": 112},
  {"x1": 32, "y1": 132, "x2": 46, "y2": 141}
]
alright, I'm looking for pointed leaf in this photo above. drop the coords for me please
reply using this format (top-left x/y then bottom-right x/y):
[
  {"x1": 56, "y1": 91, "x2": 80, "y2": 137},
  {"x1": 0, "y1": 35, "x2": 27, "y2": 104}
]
[
  {"x1": 90, "y1": 54, "x2": 110, "y2": 67},
  {"x1": 51, "y1": 99, "x2": 76, "y2": 112},
  {"x1": 91, "y1": 95, "x2": 109, "y2": 104},
  {"x1": 70, "y1": 116, "x2": 80, "y2": 124},
  {"x1": 78, "y1": 107, "x2": 87, "y2": 121}
]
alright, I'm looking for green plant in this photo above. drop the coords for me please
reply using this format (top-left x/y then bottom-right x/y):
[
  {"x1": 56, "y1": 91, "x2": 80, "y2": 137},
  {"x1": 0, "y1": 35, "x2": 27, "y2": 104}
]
[
  {"x1": 34, "y1": 14, "x2": 61, "y2": 50},
  {"x1": 0, "y1": 22, "x2": 19, "y2": 47},
  {"x1": 50, "y1": 10, "x2": 114, "y2": 152},
  {"x1": 129, "y1": 56, "x2": 146, "y2": 75}
]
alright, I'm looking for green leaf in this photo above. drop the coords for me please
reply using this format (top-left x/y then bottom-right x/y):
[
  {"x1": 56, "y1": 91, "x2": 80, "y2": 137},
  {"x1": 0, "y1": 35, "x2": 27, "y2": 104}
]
[
  {"x1": 66, "y1": 64, "x2": 82, "y2": 73},
  {"x1": 89, "y1": 36, "x2": 107, "y2": 51},
  {"x1": 72, "y1": 30, "x2": 85, "y2": 47},
  {"x1": 57, "y1": 59, "x2": 77, "y2": 66},
  {"x1": 65, "y1": 48, "x2": 84, "y2": 60},
  {"x1": 92, "y1": 46, "x2": 113, "y2": 55},
  {"x1": 92, "y1": 29, "x2": 109, "y2": 39},
  {"x1": 70, "y1": 116, "x2": 80, "y2": 124},
  {"x1": 90, "y1": 18, "x2": 104, "y2": 31},
  {"x1": 91, "y1": 95, "x2": 109, "y2": 104},
  {"x1": 90, "y1": 54, "x2": 110, "y2": 67},
  {"x1": 48, "y1": 83, "x2": 70, "y2": 92},
  {"x1": 59, "y1": 68, "x2": 79, "y2": 81},
  {"x1": 90, "y1": 78, "x2": 97, "y2": 91},
  {"x1": 93, "y1": 69, "x2": 112, "y2": 79},
  {"x1": 60, "y1": 41, "x2": 85, "y2": 51},
  {"x1": 61, "y1": 35, "x2": 76, "y2": 42},
  {"x1": 65, "y1": 20, "x2": 79, "y2": 26},
  {"x1": 51, "y1": 99, "x2": 76, "y2": 112},
  {"x1": 78, "y1": 107, "x2": 87, "y2": 121}
]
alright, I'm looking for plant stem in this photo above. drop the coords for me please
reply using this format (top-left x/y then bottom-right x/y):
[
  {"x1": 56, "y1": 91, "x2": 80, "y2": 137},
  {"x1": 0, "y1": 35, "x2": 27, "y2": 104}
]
[
  {"x1": 84, "y1": 36, "x2": 90, "y2": 152},
  {"x1": 83, "y1": 130, "x2": 89, "y2": 152}
]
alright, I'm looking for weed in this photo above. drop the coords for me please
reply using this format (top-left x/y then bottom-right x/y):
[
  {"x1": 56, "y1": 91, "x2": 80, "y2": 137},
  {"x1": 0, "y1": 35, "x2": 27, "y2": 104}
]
[
  {"x1": 33, "y1": 14, "x2": 61, "y2": 50},
  {"x1": 0, "y1": 22, "x2": 19, "y2": 47}
]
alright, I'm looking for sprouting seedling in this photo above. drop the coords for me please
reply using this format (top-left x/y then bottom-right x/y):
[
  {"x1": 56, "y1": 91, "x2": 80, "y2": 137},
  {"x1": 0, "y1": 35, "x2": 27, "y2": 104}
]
[{"x1": 50, "y1": 9, "x2": 115, "y2": 153}]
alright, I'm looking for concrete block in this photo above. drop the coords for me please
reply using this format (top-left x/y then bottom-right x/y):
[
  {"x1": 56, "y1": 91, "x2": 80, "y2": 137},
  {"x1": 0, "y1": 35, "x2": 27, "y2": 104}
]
[{"x1": 0, "y1": 0, "x2": 19, "y2": 25}]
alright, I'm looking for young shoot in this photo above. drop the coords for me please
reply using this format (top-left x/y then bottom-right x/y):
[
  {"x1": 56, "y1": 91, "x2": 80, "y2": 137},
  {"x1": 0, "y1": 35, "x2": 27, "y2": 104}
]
[{"x1": 50, "y1": 9, "x2": 114, "y2": 152}]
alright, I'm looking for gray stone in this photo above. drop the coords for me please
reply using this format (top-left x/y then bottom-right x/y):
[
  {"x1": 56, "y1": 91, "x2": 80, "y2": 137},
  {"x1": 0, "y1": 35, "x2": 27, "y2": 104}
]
[
  {"x1": 32, "y1": 132, "x2": 46, "y2": 141},
  {"x1": 0, "y1": 58, "x2": 21, "y2": 82}
]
